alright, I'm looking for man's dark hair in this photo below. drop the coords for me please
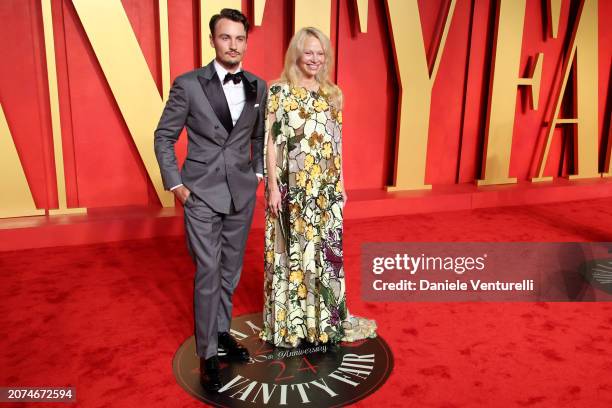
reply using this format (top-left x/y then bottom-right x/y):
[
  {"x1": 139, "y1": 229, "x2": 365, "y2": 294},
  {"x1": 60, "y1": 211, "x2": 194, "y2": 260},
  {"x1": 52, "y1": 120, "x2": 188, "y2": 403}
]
[{"x1": 209, "y1": 8, "x2": 250, "y2": 36}]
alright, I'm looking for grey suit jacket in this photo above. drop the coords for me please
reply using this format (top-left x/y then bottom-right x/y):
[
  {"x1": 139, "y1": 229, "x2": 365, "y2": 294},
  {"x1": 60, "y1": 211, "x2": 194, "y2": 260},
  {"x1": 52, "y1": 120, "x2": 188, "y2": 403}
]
[{"x1": 154, "y1": 61, "x2": 267, "y2": 213}]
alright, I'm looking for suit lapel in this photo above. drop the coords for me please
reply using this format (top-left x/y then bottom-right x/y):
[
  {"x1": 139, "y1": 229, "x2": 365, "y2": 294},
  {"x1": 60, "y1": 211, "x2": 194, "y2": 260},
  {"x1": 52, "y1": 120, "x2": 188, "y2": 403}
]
[
  {"x1": 231, "y1": 76, "x2": 257, "y2": 134},
  {"x1": 197, "y1": 66, "x2": 233, "y2": 134}
]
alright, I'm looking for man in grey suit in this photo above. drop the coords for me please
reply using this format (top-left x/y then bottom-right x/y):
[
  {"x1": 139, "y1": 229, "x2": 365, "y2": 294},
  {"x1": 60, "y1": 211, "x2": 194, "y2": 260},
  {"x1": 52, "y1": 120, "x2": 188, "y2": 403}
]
[{"x1": 154, "y1": 8, "x2": 265, "y2": 392}]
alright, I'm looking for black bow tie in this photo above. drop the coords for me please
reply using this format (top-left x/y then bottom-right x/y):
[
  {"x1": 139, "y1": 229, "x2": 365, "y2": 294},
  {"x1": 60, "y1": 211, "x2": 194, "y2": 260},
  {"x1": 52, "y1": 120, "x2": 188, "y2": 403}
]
[{"x1": 223, "y1": 72, "x2": 243, "y2": 85}]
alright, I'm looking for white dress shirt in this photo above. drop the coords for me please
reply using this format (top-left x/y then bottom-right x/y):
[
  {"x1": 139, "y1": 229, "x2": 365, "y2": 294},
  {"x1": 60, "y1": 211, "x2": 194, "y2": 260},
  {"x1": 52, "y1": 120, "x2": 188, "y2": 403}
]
[{"x1": 213, "y1": 60, "x2": 245, "y2": 126}]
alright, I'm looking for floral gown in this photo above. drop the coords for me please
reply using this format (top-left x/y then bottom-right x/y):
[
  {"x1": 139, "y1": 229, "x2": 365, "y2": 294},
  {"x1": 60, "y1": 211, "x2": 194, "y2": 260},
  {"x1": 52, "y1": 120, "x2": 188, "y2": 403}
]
[{"x1": 260, "y1": 83, "x2": 376, "y2": 348}]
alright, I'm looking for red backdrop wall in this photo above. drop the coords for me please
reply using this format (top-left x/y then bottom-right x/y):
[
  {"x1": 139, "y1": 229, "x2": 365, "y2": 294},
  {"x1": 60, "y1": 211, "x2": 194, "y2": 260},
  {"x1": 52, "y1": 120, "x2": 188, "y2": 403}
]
[{"x1": 0, "y1": 0, "x2": 610, "y2": 210}]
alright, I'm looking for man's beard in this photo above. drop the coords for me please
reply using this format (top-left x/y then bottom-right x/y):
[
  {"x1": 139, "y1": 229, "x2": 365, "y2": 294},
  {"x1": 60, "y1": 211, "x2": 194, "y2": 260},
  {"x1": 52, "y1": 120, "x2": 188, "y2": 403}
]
[
  {"x1": 222, "y1": 54, "x2": 241, "y2": 67},
  {"x1": 224, "y1": 60, "x2": 240, "y2": 67}
]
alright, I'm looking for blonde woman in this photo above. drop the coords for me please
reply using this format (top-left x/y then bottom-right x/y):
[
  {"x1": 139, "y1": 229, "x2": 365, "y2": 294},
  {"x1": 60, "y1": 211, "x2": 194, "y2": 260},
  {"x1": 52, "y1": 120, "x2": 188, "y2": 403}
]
[{"x1": 260, "y1": 27, "x2": 376, "y2": 348}]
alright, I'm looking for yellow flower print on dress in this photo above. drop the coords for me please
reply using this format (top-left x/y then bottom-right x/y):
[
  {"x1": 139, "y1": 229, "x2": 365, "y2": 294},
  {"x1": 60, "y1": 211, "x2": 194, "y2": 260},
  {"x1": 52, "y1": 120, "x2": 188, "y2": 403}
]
[
  {"x1": 309, "y1": 132, "x2": 323, "y2": 147},
  {"x1": 266, "y1": 250, "x2": 275, "y2": 264},
  {"x1": 322, "y1": 142, "x2": 333, "y2": 159},
  {"x1": 317, "y1": 195, "x2": 327, "y2": 209},
  {"x1": 334, "y1": 155, "x2": 341, "y2": 170},
  {"x1": 295, "y1": 217, "x2": 306, "y2": 234},
  {"x1": 337, "y1": 111, "x2": 342, "y2": 124},
  {"x1": 299, "y1": 106, "x2": 310, "y2": 119},
  {"x1": 311, "y1": 164, "x2": 322, "y2": 178},
  {"x1": 304, "y1": 154, "x2": 315, "y2": 170},
  {"x1": 336, "y1": 180, "x2": 343, "y2": 193},
  {"x1": 296, "y1": 170, "x2": 307, "y2": 187},
  {"x1": 297, "y1": 284, "x2": 307, "y2": 299},
  {"x1": 322, "y1": 211, "x2": 330, "y2": 225},
  {"x1": 319, "y1": 332, "x2": 329, "y2": 343},
  {"x1": 290, "y1": 270, "x2": 304, "y2": 284},
  {"x1": 326, "y1": 166, "x2": 337, "y2": 179},
  {"x1": 313, "y1": 98, "x2": 329, "y2": 112},
  {"x1": 287, "y1": 334, "x2": 299, "y2": 346},
  {"x1": 305, "y1": 180, "x2": 313, "y2": 195},
  {"x1": 268, "y1": 94, "x2": 279, "y2": 113},
  {"x1": 289, "y1": 203, "x2": 300, "y2": 215},
  {"x1": 305, "y1": 224, "x2": 314, "y2": 241},
  {"x1": 283, "y1": 97, "x2": 298, "y2": 112},
  {"x1": 279, "y1": 327, "x2": 287, "y2": 337},
  {"x1": 277, "y1": 309, "x2": 286, "y2": 321},
  {"x1": 291, "y1": 86, "x2": 308, "y2": 100},
  {"x1": 307, "y1": 327, "x2": 317, "y2": 343}
]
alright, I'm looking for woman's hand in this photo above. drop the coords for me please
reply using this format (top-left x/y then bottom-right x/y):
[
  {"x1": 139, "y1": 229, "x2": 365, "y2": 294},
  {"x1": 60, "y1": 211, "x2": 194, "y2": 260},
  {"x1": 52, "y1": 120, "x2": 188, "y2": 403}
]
[{"x1": 267, "y1": 187, "x2": 282, "y2": 217}]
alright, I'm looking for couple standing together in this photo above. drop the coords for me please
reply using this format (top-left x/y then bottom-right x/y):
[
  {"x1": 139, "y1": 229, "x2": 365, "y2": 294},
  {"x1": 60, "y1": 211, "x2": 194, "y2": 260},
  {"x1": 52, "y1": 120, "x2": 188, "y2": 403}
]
[{"x1": 154, "y1": 9, "x2": 376, "y2": 392}]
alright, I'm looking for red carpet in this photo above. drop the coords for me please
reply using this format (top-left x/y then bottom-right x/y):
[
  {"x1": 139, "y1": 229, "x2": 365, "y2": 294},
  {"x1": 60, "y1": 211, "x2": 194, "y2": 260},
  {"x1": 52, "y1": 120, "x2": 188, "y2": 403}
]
[{"x1": 2, "y1": 197, "x2": 612, "y2": 407}]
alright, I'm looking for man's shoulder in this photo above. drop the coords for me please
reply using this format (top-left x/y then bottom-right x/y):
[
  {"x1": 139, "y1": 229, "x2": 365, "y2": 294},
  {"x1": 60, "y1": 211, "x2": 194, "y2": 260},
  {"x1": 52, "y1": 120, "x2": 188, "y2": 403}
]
[{"x1": 174, "y1": 68, "x2": 206, "y2": 84}]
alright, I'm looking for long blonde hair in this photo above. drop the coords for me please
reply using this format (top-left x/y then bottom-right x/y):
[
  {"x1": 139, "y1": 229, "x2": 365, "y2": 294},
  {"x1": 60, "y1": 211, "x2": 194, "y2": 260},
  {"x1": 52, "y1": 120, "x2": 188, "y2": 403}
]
[{"x1": 280, "y1": 27, "x2": 342, "y2": 109}]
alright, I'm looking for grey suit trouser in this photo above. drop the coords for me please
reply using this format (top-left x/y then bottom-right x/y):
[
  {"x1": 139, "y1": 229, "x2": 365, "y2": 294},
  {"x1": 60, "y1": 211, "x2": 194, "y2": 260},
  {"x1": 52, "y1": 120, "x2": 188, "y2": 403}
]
[{"x1": 183, "y1": 193, "x2": 255, "y2": 359}]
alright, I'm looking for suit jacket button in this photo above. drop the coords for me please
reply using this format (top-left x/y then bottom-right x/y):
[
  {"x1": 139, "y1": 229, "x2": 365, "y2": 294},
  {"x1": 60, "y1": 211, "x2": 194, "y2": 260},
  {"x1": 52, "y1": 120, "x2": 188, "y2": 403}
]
[{"x1": 215, "y1": 167, "x2": 220, "y2": 171}]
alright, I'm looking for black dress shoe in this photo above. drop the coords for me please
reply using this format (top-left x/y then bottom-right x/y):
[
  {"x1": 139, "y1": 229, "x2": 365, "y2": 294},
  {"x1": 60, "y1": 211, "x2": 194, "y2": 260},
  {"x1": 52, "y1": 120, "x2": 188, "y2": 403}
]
[
  {"x1": 200, "y1": 356, "x2": 222, "y2": 393},
  {"x1": 218, "y1": 332, "x2": 250, "y2": 362}
]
